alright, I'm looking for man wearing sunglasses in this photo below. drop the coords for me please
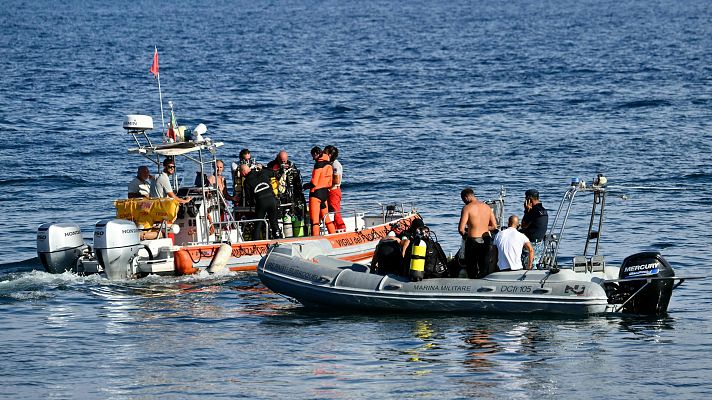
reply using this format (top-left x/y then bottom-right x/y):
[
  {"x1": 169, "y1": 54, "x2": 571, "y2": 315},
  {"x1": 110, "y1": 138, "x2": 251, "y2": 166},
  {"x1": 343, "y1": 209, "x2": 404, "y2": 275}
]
[{"x1": 150, "y1": 158, "x2": 190, "y2": 204}]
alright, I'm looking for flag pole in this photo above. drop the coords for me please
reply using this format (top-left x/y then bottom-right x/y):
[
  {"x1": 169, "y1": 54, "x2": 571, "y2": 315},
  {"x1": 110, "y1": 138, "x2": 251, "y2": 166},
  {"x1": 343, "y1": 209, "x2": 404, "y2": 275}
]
[
  {"x1": 154, "y1": 47, "x2": 166, "y2": 132},
  {"x1": 157, "y1": 71, "x2": 165, "y2": 132}
]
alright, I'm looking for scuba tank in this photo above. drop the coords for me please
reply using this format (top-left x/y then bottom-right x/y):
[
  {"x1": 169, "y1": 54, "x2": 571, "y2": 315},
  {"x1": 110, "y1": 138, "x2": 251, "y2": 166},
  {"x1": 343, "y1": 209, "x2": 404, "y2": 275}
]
[
  {"x1": 292, "y1": 215, "x2": 304, "y2": 237},
  {"x1": 270, "y1": 176, "x2": 279, "y2": 196},
  {"x1": 282, "y1": 213, "x2": 293, "y2": 238},
  {"x1": 241, "y1": 218, "x2": 252, "y2": 241},
  {"x1": 409, "y1": 237, "x2": 426, "y2": 282}
]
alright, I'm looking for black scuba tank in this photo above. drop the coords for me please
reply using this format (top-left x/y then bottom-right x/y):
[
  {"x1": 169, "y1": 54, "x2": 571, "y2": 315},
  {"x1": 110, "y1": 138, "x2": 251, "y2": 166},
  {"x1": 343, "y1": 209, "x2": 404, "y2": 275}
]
[{"x1": 617, "y1": 251, "x2": 675, "y2": 316}]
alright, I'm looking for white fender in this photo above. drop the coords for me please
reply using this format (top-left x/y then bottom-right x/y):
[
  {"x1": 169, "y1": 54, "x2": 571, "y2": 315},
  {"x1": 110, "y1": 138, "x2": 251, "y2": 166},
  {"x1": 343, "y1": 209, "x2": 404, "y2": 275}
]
[{"x1": 207, "y1": 243, "x2": 232, "y2": 274}]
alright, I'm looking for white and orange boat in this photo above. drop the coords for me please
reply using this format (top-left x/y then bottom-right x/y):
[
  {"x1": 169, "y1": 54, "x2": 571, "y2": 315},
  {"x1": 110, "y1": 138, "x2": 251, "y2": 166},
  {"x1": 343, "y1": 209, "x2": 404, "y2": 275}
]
[{"x1": 36, "y1": 114, "x2": 419, "y2": 280}]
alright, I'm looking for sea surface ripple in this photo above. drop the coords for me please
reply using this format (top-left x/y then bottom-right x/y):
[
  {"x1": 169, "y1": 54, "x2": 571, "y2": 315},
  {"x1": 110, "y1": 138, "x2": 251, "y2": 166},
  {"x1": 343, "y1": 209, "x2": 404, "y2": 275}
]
[{"x1": 1, "y1": 0, "x2": 711, "y2": 398}]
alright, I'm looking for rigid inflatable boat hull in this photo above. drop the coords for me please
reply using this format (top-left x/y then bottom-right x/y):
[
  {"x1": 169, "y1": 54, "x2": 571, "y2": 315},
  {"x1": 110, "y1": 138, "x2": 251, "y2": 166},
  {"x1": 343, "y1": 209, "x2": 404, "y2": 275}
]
[{"x1": 258, "y1": 243, "x2": 612, "y2": 316}]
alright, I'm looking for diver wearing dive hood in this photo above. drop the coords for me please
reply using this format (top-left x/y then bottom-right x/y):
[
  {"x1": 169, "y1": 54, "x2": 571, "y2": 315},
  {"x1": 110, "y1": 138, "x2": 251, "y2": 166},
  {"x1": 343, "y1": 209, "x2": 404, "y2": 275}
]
[{"x1": 240, "y1": 163, "x2": 281, "y2": 240}]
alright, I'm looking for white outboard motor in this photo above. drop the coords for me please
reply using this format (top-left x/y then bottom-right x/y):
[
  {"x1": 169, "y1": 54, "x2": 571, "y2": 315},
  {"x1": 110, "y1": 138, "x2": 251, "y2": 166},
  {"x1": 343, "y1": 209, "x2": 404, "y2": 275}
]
[
  {"x1": 94, "y1": 219, "x2": 143, "y2": 280},
  {"x1": 37, "y1": 223, "x2": 88, "y2": 273}
]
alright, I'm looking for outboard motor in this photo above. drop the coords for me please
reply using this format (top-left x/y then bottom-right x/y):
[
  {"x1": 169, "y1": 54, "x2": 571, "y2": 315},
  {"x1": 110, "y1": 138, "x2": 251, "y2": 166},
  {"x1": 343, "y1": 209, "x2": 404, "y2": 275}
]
[
  {"x1": 94, "y1": 219, "x2": 143, "y2": 280},
  {"x1": 617, "y1": 251, "x2": 675, "y2": 316},
  {"x1": 37, "y1": 223, "x2": 87, "y2": 273}
]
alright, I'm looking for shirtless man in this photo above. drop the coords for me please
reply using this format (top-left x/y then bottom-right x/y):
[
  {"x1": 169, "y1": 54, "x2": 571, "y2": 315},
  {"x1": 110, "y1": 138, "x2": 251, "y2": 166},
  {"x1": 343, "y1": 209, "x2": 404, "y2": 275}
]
[
  {"x1": 208, "y1": 159, "x2": 235, "y2": 201},
  {"x1": 458, "y1": 187, "x2": 498, "y2": 279}
]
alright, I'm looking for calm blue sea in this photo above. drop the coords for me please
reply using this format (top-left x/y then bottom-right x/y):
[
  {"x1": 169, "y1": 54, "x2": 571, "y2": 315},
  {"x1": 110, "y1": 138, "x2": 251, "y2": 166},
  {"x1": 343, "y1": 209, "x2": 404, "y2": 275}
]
[{"x1": 1, "y1": 0, "x2": 712, "y2": 398}]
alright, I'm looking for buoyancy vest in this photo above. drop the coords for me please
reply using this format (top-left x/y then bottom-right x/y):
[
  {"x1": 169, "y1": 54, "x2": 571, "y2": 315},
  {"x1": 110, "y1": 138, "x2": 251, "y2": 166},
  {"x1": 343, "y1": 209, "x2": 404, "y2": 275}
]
[
  {"x1": 309, "y1": 155, "x2": 332, "y2": 200},
  {"x1": 278, "y1": 166, "x2": 292, "y2": 196},
  {"x1": 403, "y1": 235, "x2": 448, "y2": 279},
  {"x1": 232, "y1": 169, "x2": 246, "y2": 205},
  {"x1": 423, "y1": 237, "x2": 448, "y2": 278}
]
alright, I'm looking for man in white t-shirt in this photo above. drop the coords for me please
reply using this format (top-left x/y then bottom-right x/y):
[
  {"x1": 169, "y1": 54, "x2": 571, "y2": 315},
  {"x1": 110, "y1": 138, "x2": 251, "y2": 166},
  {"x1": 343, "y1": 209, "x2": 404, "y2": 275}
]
[
  {"x1": 494, "y1": 215, "x2": 534, "y2": 271},
  {"x1": 324, "y1": 145, "x2": 346, "y2": 231}
]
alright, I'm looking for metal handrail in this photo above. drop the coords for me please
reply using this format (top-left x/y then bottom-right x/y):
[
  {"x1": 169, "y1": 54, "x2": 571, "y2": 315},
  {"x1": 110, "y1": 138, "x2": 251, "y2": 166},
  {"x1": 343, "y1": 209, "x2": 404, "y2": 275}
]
[{"x1": 233, "y1": 217, "x2": 270, "y2": 241}]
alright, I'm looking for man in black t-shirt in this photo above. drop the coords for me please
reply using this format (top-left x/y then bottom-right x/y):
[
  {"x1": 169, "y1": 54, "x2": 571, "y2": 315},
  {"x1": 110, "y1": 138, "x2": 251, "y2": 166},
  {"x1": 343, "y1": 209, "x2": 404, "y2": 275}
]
[{"x1": 520, "y1": 189, "x2": 548, "y2": 268}]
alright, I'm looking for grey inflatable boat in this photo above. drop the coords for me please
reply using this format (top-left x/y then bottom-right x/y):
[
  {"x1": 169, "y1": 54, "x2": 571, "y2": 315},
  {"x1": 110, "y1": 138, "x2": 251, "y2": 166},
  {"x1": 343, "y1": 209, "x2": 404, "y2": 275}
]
[
  {"x1": 259, "y1": 241, "x2": 686, "y2": 316},
  {"x1": 259, "y1": 175, "x2": 696, "y2": 316}
]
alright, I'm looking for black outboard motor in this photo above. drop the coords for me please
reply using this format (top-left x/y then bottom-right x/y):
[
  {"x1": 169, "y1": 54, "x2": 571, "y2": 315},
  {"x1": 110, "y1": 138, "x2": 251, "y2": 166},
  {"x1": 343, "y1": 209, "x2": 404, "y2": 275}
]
[{"x1": 617, "y1": 252, "x2": 675, "y2": 316}]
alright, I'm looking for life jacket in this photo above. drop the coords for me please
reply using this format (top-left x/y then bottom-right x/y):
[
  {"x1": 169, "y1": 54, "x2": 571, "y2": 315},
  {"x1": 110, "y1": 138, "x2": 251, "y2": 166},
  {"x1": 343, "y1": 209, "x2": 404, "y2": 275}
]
[
  {"x1": 232, "y1": 169, "x2": 245, "y2": 205},
  {"x1": 309, "y1": 154, "x2": 332, "y2": 200}
]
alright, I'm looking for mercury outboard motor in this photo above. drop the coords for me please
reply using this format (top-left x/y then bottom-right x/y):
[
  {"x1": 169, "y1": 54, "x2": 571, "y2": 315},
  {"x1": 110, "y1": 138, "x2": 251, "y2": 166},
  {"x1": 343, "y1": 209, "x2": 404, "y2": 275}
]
[
  {"x1": 617, "y1": 251, "x2": 675, "y2": 316},
  {"x1": 37, "y1": 223, "x2": 87, "y2": 273},
  {"x1": 93, "y1": 219, "x2": 143, "y2": 280}
]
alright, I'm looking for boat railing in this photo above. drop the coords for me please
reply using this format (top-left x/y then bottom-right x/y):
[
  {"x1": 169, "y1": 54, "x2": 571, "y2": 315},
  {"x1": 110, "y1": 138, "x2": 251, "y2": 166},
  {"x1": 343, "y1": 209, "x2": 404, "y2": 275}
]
[
  {"x1": 210, "y1": 217, "x2": 270, "y2": 242},
  {"x1": 125, "y1": 122, "x2": 251, "y2": 246},
  {"x1": 541, "y1": 179, "x2": 608, "y2": 270},
  {"x1": 484, "y1": 186, "x2": 507, "y2": 228},
  {"x1": 375, "y1": 202, "x2": 417, "y2": 221}
]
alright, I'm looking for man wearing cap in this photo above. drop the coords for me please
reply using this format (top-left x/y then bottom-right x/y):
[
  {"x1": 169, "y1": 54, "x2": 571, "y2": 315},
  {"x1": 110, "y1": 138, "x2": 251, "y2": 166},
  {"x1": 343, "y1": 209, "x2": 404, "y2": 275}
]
[
  {"x1": 398, "y1": 217, "x2": 429, "y2": 276},
  {"x1": 399, "y1": 217, "x2": 425, "y2": 255},
  {"x1": 520, "y1": 189, "x2": 548, "y2": 268}
]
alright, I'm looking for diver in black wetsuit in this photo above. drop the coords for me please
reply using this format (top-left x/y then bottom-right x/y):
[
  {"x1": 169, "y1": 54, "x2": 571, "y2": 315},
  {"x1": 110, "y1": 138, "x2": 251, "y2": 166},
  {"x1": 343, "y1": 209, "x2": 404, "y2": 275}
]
[
  {"x1": 240, "y1": 164, "x2": 281, "y2": 240},
  {"x1": 370, "y1": 232, "x2": 404, "y2": 275}
]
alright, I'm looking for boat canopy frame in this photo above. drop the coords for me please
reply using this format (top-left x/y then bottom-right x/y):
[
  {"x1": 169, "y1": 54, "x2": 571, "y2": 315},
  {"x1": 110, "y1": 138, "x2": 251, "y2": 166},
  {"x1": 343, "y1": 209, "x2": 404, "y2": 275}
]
[
  {"x1": 540, "y1": 180, "x2": 608, "y2": 270},
  {"x1": 126, "y1": 127, "x2": 240, "y2": 245}
]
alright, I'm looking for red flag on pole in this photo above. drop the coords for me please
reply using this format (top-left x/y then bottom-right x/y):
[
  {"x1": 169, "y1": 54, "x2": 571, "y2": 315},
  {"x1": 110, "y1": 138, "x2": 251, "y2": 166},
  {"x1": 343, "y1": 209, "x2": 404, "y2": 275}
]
[{"x1": 150, "y1": 48, "x2": 159, "y2": 77}]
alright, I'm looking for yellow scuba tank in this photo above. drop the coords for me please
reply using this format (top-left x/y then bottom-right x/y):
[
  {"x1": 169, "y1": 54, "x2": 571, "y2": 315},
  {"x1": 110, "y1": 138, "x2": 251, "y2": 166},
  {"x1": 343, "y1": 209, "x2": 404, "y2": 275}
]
[
  {"x1": 270, "y1": 176, "x2": 278, "y2": 196},
  {"x1": 409, "y1": 238, "x2": 426, "y2": 282}
]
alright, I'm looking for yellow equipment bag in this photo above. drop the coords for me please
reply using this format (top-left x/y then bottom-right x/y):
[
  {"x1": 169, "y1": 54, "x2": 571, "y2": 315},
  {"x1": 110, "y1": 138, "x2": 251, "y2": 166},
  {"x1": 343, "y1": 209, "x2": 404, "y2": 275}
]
[{"x1": 114, "y1": 198, "x2": 179, "y2": 228}]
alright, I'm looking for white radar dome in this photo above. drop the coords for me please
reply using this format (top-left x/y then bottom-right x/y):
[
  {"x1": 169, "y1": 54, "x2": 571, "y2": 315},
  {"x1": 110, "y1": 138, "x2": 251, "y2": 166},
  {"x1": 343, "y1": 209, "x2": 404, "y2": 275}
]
[{"x1": 123, "y1": 115, "x2": 154, "y2": 131}]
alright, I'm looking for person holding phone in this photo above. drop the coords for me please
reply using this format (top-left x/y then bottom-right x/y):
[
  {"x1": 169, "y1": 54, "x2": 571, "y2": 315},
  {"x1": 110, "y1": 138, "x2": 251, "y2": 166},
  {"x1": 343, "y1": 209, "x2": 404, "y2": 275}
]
[{"x1": 520, "y1": 189, "x2": 548, "y2": 268}]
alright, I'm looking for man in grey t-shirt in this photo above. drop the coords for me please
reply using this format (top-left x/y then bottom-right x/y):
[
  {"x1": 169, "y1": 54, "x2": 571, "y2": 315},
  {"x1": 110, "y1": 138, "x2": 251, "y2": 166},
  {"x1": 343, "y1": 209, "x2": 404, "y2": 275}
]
[{"x1": 149, "y1": 158, "x2": 190, "y2": 204}]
